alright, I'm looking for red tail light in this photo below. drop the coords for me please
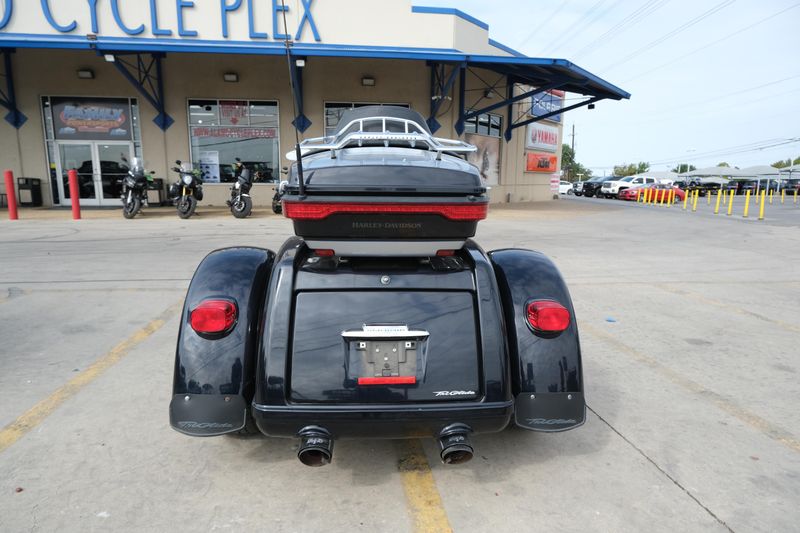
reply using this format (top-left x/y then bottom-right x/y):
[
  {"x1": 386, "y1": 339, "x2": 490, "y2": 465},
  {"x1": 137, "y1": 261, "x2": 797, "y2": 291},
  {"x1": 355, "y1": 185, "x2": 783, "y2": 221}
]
[
  {"x1": 314, "y1": 249, "x2": 335, "y2": 256},
  {"x1": 526, "y1": 300, "x2": 570, "y2": 334},
  {"x1": 283, "y1": 201, "x2": 488, "y2": 221},
  {"x1": 358, "y1": 376, "x2": 416, "y2": 385},
  {"x1": 190, "y1": 299, "x2": 237, "y2": 335}
]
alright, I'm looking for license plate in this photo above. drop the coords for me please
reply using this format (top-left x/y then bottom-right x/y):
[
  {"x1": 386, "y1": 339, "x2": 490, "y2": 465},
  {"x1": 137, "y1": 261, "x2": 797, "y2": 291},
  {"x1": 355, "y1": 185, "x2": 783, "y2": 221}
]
[{"x1": 342, "y1": 324, "x2": 428, "y2": 385}]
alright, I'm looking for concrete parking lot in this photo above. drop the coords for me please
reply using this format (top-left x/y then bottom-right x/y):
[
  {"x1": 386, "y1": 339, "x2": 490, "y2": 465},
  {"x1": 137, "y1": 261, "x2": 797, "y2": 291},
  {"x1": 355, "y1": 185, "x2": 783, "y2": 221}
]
[{"x1": 1, "y1": 199, "x2": 798, "y2": 532}]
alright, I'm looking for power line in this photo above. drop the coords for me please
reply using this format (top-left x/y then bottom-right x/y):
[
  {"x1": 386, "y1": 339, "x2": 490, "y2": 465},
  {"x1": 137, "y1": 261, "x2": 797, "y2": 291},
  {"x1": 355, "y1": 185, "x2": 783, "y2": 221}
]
[
  {"x1": 540, "y1": 0, "x2": 608, "y2": 56},
  {"x1": 517, "y1": 1, "x2": 571, "y2": 49},
  {"x1": 624, "y1": 2, "x2": 800, "y2": 83},
  {"x1": 551, "y1": 0, "x2": 629, "y2": 57},
  {"x1": 602, "y1": 0, "x2": 736, "y2": 71},
  {"x1": 571, "y1": 0, "x2": 671, "y2": 59}
]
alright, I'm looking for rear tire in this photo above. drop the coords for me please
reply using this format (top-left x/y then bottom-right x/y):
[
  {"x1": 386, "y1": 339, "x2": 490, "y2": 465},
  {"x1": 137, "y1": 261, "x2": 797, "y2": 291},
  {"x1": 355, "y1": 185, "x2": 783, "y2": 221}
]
[
  {"x1": 566, "y1": 189, "x2": 574, "y2": 196},
  {"x1": 231, "y1": 196, "x2": 252, "y2": 218},
  {"x1": 177, "y1": 195, "x2": 197, "y2": 219}
]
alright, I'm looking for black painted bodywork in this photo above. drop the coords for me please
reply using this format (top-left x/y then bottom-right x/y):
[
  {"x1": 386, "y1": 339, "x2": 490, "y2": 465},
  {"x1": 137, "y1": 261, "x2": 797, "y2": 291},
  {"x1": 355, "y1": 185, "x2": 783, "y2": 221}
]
[
  {"x1": 169, "y1": 247, "x2": 274, "y2": 436},
  {"x1": 170, "y1": 240, "x2": 584, "y2": 439}
]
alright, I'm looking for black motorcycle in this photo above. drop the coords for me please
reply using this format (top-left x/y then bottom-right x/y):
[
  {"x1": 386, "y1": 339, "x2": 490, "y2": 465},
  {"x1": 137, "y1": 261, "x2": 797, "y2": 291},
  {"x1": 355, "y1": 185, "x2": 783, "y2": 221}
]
[
  {"x1": 120, "y1": 157, "x2": 153, "y2": 219},
  {"x1": 272, "y1": 180, "x2": 287, "y2": 214},
  {"x1": 169, "y1": 160, "x2": 203, "y2": 219},
  {"x1": 227, "y1": 158, "x2": 253, "y2": 218}
]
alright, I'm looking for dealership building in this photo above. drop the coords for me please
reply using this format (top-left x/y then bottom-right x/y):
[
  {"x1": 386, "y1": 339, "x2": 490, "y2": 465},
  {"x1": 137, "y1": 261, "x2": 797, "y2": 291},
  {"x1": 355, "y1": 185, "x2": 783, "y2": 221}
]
[{"x1": 0, "y1": 0, "x2": 628, "y2": 208}]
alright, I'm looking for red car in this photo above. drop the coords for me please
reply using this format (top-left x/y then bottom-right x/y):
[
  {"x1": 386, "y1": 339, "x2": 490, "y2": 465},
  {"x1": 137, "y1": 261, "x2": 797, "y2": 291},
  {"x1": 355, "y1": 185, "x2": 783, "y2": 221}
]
[{"x1": 619, "y1": 184, "x2": 685, "y2": 202}]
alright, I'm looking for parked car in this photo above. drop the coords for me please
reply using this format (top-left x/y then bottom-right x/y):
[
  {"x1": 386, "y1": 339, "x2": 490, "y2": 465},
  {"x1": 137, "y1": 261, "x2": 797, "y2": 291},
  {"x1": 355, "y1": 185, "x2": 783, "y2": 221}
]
[
  {"x1": 572, "y1": 180, "x2": 590, "y2": 196},
  {"x1": 724, "y1": 180, "x2": 756, "y2": 196},
  {"x1": 581, "y1": 176, "x2": 611, "y2": 198},
  {"x1": 559, "y1": 180, "x2": 574, "y2": 195},
  {"x1": 619, "y1": 183, "x2": 685, "y2": 202},
  {"x1": 780, "y1": 178, "x2": 800, "y2": 195}
]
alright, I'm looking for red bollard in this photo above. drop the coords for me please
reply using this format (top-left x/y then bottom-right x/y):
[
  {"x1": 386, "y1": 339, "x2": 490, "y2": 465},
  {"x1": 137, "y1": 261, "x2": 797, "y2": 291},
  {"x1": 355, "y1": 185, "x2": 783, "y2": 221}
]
[
  {"x1": 68, "y1": 169, "x2": 81, "y2": 220},
  {"x1": 3, "y1": 169, "x2": 18, "y2": 220}
]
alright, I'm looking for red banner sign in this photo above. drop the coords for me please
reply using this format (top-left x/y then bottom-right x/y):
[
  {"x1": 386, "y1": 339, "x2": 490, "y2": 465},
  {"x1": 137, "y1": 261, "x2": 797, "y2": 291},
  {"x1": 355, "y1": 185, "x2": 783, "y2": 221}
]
[{"x1": 525, "y1": 152, "x2": 558, "y2": 173}]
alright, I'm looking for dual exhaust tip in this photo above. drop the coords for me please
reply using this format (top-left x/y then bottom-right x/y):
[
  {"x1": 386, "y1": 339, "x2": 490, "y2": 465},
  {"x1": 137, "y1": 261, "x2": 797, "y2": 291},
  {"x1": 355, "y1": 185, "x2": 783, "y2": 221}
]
[{"x1": 296, "y1": 423, "x2": 474, "y2": 467}]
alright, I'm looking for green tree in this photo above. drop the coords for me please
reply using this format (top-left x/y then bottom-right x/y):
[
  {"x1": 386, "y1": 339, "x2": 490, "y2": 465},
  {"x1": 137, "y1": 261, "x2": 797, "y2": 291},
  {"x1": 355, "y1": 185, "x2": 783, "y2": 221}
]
[
  {"x1": 717, "y1": 162, "x2": 730, "y2": 167},
  {"x1": 671, "y1": 163, "x2": 696, "y2": 173},
  {"x1": 560, "y1": 144, "x2": 593, "y2": 181},
  {"x1": 613, "y1": 162, "x2": 650, "y2": 176},
  {"x1": 772, "y1": 156, "x2": 800, "y2": 169}
]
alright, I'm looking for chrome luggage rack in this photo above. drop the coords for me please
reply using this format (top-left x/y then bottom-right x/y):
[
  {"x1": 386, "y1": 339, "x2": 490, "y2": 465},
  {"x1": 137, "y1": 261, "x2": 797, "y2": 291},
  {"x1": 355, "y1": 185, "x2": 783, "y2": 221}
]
[{"x1": 286, "y1": 116, "x2": 476, "y2": 160}]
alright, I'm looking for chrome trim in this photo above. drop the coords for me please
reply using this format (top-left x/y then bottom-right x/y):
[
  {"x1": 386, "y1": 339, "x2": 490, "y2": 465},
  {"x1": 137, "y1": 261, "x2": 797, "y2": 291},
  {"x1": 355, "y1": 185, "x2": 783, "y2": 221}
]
[{"x1": 305, "y1": 239, "x2": 465, "y2": 257}]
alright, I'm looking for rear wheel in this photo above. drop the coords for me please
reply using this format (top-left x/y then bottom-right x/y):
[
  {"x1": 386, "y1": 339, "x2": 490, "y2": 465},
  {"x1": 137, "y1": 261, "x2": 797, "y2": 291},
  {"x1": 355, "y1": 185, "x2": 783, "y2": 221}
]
[
  {"x1": 177, "y1": 195, "x2": 197, "y2": 219},
  {"x1": 566, "y1": 189, "x2": 574, "y2": 196}
]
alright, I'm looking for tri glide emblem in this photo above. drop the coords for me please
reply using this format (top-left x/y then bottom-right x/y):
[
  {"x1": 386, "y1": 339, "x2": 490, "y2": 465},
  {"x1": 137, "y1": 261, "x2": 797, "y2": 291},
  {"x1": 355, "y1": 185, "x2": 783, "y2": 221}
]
[{"x1": 433, "y1": 390, "x2": 476, "y2": 397}]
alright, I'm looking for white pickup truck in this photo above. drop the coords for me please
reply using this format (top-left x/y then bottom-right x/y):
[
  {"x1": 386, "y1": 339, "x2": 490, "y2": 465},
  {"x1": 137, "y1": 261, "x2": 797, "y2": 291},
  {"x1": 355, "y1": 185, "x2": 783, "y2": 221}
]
[{"x1": 600, "y1": 175, "x2": 658, "y2": 198}]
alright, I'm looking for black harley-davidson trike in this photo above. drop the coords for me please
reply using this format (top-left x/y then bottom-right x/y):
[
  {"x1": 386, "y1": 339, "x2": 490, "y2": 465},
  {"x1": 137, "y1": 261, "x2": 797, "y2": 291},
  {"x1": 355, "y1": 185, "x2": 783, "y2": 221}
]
[{"x1": 170, "y1": 107, "x2": 584, "y2": 466}]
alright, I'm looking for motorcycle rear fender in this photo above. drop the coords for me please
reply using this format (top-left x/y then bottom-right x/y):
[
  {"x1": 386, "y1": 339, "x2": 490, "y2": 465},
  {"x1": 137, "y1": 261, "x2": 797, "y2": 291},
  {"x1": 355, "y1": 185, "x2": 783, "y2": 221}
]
[
  {"x1": 489, "y1": 249, "x2": 585, "y2": 432},
  {"x1": 170, "y1": 247, "x2": 275, "y2": 436}
]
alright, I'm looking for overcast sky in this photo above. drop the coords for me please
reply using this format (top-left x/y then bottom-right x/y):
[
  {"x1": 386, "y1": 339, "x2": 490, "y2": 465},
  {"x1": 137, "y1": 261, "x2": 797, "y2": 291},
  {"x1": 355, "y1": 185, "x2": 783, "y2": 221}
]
[{"x1": 424, "y1": 0, "x2": 800, "y2": 175}]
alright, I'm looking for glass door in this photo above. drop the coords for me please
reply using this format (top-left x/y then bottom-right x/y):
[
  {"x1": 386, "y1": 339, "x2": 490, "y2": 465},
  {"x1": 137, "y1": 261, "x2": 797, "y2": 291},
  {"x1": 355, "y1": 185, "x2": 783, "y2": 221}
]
[
  {"x1": 55, "y1": 142, "x2": 134, "y2": 206},
  {"x1": 96, "y1": 143, "x2": 133, "y2": 205},
  {"x1": 57, "y1": 143, "x2": 96, "y2": 205}
]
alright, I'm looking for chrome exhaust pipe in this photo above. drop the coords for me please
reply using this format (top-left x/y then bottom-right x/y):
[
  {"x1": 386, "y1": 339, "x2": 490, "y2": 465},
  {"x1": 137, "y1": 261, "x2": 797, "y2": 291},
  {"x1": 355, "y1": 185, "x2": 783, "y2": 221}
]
[
  {"x1": 437, "y1": 423, "x2": 473, "y2": 465},
  {"x1": 297, "y1": 426, "x2": 334, "y2": 467}
]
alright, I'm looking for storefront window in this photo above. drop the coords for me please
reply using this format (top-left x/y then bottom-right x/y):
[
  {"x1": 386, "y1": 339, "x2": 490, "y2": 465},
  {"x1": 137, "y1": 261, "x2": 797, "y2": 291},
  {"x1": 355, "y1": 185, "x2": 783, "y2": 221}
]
[
  {"x1": 188, "y1": 99, "x2": 280, "y2": 183},
  {"x1": 324, "y1": 102, "x2": 409, "y2": 137},
  {"x1": 463, "y1": 112, "x2": 503, "y2": 138}
]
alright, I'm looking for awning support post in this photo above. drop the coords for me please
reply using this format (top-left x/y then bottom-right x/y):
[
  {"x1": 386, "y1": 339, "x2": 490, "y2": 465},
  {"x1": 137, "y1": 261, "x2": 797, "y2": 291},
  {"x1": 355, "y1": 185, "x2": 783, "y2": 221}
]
[
  {"x1": 0, "y1": 49, "x2": 28, "y2": 129},
  {"x1": 427, "y1": 62, "x2": 462, "y2": 133},
  {"x1": 455, "y1": 65, "x2": 466, "y2": 135},
  {"x1": 509, "y1": 96, "x2": 603, "y2": 132},
  {"x1": 104, "y1": 52, "x2": 174, "y2": 130},
  {"x1": 289, "y1": 56, "x2": 311, "y2": 133},
  {"x1": 504, "y1": 77, "x2": 514, "y2": 141}
]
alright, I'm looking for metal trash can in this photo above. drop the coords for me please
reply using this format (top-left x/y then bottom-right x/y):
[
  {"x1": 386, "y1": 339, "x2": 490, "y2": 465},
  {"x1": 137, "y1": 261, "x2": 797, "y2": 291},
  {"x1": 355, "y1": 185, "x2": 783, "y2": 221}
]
[
  {"x1": 147, "y1": 178, "x2": 165, "y2": 206},
  {"x1": 17, "y1": 178, "x2": 43, "y2": 207}
]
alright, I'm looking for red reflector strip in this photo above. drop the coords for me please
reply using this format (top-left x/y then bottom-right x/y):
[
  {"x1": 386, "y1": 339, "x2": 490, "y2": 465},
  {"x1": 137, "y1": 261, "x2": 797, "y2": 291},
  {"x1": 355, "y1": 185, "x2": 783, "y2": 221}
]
[
  {"x1": 314, "y1": 249, "x2": 335, "y2": 256},
  {"x1": 283, "y1": 202, "x2": 488, "y2": 221},
  {"x1": 357, "y1": 376, "x2": 417, "y2": 386}
]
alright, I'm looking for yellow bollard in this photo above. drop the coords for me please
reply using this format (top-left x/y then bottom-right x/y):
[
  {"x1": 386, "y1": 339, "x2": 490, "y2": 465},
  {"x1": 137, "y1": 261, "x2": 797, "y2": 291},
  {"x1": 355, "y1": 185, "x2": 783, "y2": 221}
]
[
  {"x1": 707, "y1": 190, "x2": 711, "y2": 205},
  {"x1": 683, "y1": 189, "x2": 689, "y2": 210},
  {"x1": 636, "y1": 189, "x2": 641, "y2": 203},
  {"x1": 643, "y1": 189, "x2": 649, "y2": 204},
  {"x1": 727, "y1": 189, "x2": 734, "y2": 216},
  {"x1": 692, "y1": 189, "x2": 699, "y2": 212},
  {"x1": 659, "y1": 189, "x2": 665, "y2": 206},
  {"x1": 722, "y1": 189, "x2": 727, "y2": 205},
  {"x1": 795, "y1": 189, "x2": 798, "y2": 204},
  {"x1": 781, "y1": 189, "x2": 785, "y2": 204},
  {"x1": 758, "y1": 190, "x2": 766, "y2": 220},
  {"x1": 769, "y1": 189, "x2": 773, "y2": 204},
  {"x1": 714, "y1": 189, "x2": 722, "y2": 214},
  {"x1": 743, "y1": 190, "x2": 751, "y2": 218},
  {"x1": 667, "y1": 189, "x2": 674, "y2": 208}
]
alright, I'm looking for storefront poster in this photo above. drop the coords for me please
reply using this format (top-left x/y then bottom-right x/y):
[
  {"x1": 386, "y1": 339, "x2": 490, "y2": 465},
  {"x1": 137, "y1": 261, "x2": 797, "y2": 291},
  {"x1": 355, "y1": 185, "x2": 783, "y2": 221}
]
[
  {"x1": 550, "y1": 174, "x2": 561, "y2": 192},
  {"x1": 198, "y1": 151, "x2": 220, "y2": 183},
  {"x1": 525, "y1": 152, "x2": 558, "y2": 173},
  {"x1": 219, "y1": 100, "x2": 248, "y2": 125},
  {"x1": 190, "y1": 127, "x2": 277, "y2": 139},
  {"x1": 529, "y1": 89, "x2": 564, "y2": 123},
  {"x1": 525, "y1": 123, "x2": 559, "y2": 152},
  {"x1": 52, "y1": 97, "x2": 131, "y2": 140},
  {"x1": 465, "y1": 134, "x2": 500, "y2": 185}
]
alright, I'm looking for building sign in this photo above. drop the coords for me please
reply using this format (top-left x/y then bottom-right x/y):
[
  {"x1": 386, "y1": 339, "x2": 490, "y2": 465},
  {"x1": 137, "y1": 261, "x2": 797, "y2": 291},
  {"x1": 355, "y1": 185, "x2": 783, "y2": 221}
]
[
  {"x1": 190, "y1": 127, "x2": 277, "y2": 139},
  {"x1": 466, "y1": 133, "x2": 500, "y2": 185},
  {"x1": 529, "y1": 90, "x2": 564, "y2": 123},
  {"x1": 525, "y1": 152, "x2": 558, "y2": 173},
  {"x1": 550, "y1": 174, "x2": 560, "y2": 192},
  {"x1": 52, "y1": 97, "x2": 131, "y2": 140},
  {"x1": 525, "y1": 123, "x2": 559, "y2": 152},
  {"x1": 0, "y1": 0, "x2": 321, "y2": 42}
]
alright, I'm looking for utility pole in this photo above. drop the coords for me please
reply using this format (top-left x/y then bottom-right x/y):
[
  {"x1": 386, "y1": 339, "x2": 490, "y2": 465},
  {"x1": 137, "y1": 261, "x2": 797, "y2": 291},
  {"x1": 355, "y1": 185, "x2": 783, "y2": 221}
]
[{"x1": 570, "y1": 124, "x2": 575, "y2": 153}]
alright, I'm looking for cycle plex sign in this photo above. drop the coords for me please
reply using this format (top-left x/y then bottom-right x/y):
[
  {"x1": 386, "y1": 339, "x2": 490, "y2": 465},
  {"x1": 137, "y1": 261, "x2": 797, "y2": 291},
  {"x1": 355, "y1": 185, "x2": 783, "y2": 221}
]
[{"x1": 0, "y1": 0, "x2": 321, "y2": 42}]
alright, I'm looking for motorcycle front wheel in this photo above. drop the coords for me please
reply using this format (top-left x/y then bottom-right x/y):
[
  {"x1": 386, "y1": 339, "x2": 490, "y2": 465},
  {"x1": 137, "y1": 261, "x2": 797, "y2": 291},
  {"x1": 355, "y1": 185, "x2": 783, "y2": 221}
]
[
  {"x1": 231, "y1": 196, "x2": 252, "y2": 218},
  {"x1": 177, "y1": 195, "x2": 197, "y2": 219},
  {"x1": 122, "y1": 195, "x2": 141, "y2": 219}
]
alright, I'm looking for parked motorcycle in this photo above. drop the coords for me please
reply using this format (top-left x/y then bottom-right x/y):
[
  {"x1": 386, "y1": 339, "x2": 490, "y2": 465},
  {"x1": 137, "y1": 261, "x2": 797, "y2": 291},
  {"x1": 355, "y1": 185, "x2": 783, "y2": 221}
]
[
  {"x1": 227, "y1": 158, "x2": 253, "y2": 218},
  {"x1": 169, "y1": 160, "x2": 203, "y2": 219},
  {"x1": 120, "y1": 156, "x2": 154, "y2": 219},
  {"x1": 272, "y1": 180, "x2": 287, "y2": 214}
]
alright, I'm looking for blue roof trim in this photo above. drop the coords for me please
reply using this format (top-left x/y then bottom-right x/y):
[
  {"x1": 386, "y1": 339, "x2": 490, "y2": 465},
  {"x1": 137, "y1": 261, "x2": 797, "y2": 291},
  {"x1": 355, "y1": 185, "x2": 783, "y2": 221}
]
[
  {"x1": 411, "y1": 6, "x2": 490, "y2": 31},
  {"x1": 0, "y1": 34, "x2": 629, "y2": 100},
  {"x1": 488, "y1": 39, "x2": 525, "y2": 58}
]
